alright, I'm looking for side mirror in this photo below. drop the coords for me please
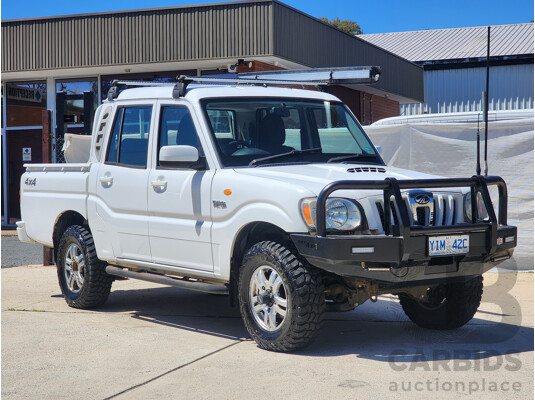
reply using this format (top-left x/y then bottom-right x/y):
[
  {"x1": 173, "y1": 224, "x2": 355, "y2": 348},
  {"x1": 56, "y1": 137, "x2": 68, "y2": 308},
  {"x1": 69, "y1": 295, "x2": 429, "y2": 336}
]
[
  {"x1": 159, "y1": 145, "x2": 205, "y2": 169},
  {"x1": 375, "y1": 145, "x2": 382, "y2": 156}
]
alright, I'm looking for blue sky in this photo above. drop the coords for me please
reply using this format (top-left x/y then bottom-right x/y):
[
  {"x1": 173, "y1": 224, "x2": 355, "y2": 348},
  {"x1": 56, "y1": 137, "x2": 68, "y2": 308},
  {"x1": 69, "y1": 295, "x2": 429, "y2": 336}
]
[{"x1": 2, "y1": 0, "x2": 533, "y2": 33}]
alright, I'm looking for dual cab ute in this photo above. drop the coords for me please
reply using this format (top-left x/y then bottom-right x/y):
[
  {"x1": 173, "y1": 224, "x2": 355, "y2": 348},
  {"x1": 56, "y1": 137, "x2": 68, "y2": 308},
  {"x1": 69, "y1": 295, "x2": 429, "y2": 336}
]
[{"x1": 18, "y1": 68, "x2": 517, "y2": 352}]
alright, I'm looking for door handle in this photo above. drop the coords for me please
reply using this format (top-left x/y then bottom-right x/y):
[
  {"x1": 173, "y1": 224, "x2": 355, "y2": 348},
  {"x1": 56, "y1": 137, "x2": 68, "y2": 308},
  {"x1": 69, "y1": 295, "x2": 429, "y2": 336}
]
[
  {"x1": 151, "y1": 179, "x2": 167, "y2": 191},
  {"x1": 99, "y1": 175, "x2": 113, "y2": 187}
]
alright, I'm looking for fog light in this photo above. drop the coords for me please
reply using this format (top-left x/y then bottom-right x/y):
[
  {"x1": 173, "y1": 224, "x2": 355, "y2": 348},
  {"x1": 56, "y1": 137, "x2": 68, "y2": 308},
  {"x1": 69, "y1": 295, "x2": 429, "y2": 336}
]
[
  {"x1": 497, "y1": 238, "x2": 503, "y2": 245},
  {"x1": 352, "y1": 247, "x2": 374, "y2": 254}
]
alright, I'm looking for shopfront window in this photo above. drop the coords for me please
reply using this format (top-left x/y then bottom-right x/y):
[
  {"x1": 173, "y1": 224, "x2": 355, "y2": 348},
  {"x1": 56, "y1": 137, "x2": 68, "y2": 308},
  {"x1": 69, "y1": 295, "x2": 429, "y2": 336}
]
[
  {"x1": 5, "y1": 81, "x2": 47, "y2": 127},
  {"x1": 56, "y1": 79, "x2": 98, "y2": 125}
]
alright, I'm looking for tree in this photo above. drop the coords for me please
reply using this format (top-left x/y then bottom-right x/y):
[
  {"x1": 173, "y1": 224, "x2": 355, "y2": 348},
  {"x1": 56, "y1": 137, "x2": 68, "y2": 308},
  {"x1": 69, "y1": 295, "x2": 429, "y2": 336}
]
[{"x1": 319, "y1": 17, "x2": 362, "y2": 35}]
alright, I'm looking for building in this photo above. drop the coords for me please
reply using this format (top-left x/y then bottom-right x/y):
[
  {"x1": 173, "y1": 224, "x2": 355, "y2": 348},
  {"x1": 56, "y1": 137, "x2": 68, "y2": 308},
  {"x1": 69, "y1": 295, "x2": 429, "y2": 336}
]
[
  {"x1": 360, "y1": 23, "x2": 534, "y2": 115},
  {"x1": 1, "y1": 0, "x2": 423, "y2": 226}
]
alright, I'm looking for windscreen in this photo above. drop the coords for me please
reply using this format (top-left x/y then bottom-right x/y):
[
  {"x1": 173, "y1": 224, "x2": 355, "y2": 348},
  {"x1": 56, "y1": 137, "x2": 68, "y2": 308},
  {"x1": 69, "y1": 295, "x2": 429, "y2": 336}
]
[{"x1": 202, "y1": 98, "x2": 382, "y2": 167}]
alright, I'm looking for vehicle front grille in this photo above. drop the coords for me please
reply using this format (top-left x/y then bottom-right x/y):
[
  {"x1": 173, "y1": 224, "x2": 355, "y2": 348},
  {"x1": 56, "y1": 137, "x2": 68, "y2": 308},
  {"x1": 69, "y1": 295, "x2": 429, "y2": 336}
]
[
  {"x1": 374, "y1": 193, "x2": 461, "y2": 232},
  {"x1": 416, "y1": 207, "x2": 426, "y2": 225}
]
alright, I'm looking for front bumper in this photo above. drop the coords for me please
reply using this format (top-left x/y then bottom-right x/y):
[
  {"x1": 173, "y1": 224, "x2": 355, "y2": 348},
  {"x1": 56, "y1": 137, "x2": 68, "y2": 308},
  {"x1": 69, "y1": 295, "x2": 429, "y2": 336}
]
[
  {"x1": 291, "y1": 225, "x2": 516, "y2": 284},
  {"x1": 291, "y1": 175, "x2": 517, "y2": 284}
]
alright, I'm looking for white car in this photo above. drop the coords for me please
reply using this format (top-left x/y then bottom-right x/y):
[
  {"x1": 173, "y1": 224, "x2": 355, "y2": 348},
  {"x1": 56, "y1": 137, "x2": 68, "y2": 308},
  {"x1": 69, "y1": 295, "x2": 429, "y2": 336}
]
[{"x1": 18, "y1": 74, "x2": 517, "y2": 352}]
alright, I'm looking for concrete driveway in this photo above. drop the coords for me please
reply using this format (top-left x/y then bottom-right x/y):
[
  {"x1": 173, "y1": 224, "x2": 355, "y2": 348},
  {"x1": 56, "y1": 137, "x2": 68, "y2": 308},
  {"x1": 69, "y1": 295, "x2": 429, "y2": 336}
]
[{"x1": 1, "y1": 264, "x2": 533, "y2": 400}]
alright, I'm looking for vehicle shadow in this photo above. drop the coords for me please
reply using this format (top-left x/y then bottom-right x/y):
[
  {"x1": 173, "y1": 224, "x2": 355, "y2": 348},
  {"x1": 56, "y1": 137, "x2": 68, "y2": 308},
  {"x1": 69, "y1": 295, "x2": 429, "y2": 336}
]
[
  {"x1": 99, "y1": 285, "x2": 248, "y2": 341},
  {"x1": 94, "y1": 286, "x2": 533, "y2": 362},
  {"x1": 301, "y1": 295, "x2": 534, "y2": 362}
]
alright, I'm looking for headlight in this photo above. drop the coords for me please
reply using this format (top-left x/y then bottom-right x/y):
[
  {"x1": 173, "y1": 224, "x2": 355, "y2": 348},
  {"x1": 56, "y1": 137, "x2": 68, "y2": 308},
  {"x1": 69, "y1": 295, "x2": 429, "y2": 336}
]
[
  {"x1": 464, "y1": 191, "x2": 489, "y2": 221},
  {"x1": 300, "y1": 197, "x2": 362, "y2": 232}
]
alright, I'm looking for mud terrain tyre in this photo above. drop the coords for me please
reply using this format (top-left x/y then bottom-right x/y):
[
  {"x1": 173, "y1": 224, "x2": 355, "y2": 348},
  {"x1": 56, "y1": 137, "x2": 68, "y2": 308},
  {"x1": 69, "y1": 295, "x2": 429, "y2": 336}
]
[
  {"x1": 238, "y1": 241, "x2": 325, "y2": 352},
  {"x1": 57, "y1": 225, "x2": 112, "y2": 309},
  {"x1": 399, "y1": 275, "x2": 483, "y2": 330}
]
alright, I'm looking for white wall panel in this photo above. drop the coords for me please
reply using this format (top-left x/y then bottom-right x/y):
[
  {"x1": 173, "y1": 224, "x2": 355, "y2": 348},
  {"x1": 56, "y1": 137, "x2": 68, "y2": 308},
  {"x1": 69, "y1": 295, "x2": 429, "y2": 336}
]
[{"x1": 401, "y1": 64, "x2": 533, "y2": 115}]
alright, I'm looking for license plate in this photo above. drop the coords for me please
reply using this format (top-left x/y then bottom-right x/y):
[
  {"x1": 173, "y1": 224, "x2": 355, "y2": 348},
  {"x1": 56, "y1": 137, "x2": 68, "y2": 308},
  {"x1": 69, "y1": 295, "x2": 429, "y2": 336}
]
[{"x1": 428, "y1": 235, "x2": 469, "y2": 256}]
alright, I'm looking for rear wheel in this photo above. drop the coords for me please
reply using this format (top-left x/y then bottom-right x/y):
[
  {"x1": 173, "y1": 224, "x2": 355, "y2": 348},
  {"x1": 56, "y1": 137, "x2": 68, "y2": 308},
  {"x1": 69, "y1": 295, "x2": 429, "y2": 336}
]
[
  {"x1": 57, "y1": 225, "x2": 112, "y2": 309},
  {"x1": 399, "y1": 275, "x2": 483, "y2": 330},
  {"x1": 238, "y1": 241, "x2": 325, "y2": 352}
]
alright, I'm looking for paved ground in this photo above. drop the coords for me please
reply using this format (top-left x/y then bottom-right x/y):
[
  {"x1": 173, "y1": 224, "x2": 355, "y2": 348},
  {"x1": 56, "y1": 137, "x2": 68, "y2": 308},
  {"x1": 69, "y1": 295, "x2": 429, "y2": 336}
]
[
  {"x1": 1, "y1": 263, "x2": 533, "y2": 400},
  {"x1": 1, "y1": 232, "x2": 43, "y2": 268}
]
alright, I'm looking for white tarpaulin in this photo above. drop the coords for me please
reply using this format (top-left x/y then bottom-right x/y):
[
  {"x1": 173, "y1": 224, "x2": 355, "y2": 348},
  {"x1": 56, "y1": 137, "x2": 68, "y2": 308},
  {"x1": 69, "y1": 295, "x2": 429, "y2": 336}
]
[
  {"x1": 62, "y1": 133, "x2": 92, "y2": 163},
  {"x1": 365, "y1": 118, "x2": 534, "y2": 270}
]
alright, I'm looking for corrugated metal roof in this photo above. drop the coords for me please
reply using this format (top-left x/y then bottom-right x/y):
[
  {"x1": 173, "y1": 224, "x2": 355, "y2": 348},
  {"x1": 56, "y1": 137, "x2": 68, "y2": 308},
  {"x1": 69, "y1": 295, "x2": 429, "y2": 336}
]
[
  {"x1": 1, "y1": 1, "x2": 424, "y2": 102},
  {"x1": 360, "y1": 23, "x2": 534, "y2": 62}
]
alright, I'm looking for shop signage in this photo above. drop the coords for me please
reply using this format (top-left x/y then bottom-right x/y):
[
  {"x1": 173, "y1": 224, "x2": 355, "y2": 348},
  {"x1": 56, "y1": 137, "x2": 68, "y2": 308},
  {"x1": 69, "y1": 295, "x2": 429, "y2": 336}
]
[
  {"x1": 22, "y1": 147, "x2": 32, "y2": 162},
  {"x1": 7, "y1": 85, "x2": 43, "y2": 103}
]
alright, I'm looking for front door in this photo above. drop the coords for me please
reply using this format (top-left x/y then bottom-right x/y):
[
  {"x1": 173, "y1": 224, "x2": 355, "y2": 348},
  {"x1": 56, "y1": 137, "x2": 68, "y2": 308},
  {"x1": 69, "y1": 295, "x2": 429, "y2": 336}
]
[
  {"x1": 148, "y1": 103, "x2": 214, "y2": 272},
  {"x1": 95, "y1": 104, "x2": 154, "y2": 262}
]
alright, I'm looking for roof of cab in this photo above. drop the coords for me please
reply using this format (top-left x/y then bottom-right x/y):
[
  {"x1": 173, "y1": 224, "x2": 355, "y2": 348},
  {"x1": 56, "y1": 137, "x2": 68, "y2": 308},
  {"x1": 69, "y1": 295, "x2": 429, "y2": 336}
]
[{"x1": 113, "y1": 84, "x2": 341, "y2": 103}]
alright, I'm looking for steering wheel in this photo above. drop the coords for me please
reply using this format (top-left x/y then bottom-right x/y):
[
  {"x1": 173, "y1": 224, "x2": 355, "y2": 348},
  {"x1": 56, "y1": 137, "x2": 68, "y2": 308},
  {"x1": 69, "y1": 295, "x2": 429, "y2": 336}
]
[{"x1": 228, "y1": 140, "x2": 249, "y2": 149}]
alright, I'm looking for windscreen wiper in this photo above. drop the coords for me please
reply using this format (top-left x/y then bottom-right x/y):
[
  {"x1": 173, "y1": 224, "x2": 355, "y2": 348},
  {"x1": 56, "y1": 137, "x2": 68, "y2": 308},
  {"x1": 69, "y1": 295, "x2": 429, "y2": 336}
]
[
  {"x1": 249, "y1": 148, "x2": 322, "y2": 167},
  {"x1": 327, "y1": 153, "x2": 376, "y2": 163}
]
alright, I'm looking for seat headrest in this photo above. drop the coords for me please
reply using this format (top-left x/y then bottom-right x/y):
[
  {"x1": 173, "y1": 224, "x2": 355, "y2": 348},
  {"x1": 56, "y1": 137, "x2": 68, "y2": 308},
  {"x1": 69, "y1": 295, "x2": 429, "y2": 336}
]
[{"x1": 258, "y1": 114, "x2": 286, "y2": 150}]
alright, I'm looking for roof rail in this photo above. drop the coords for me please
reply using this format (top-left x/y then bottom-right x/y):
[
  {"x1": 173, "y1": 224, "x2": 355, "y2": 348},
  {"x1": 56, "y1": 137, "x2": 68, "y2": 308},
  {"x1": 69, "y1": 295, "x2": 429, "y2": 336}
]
[{"x1": 106, "y1": 66, "x2": 381, "y2": 100}]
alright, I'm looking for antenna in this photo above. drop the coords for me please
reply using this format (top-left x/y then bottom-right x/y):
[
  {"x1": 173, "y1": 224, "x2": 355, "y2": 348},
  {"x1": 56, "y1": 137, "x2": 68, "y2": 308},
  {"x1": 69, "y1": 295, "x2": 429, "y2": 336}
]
[
  {"x1": 476, "y1": 113, "x2": 481, "y2": 175},
  {"x1": 484, "y1": 26, "x2": 491, "y2": 176}
]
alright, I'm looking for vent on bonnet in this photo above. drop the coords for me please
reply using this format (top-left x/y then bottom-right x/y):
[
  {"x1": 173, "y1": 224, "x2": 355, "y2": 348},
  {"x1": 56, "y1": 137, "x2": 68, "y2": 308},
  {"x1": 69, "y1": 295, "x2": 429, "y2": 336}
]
[{"x1": 347, "y1": 167, "x2": 386, "y2": 173}]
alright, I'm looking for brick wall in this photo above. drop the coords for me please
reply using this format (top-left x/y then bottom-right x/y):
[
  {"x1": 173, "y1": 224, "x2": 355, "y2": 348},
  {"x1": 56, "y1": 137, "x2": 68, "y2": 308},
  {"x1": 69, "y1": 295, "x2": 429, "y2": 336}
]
[
  {"x1": 329, "y1": 86, "x2": 361, "y2": 120},
  {"x1": 236, "y1": 60, "x2": 285, "y2": 73},
  {"x1": 359, "y1": 92, "x2": 399, "y2": 125}
]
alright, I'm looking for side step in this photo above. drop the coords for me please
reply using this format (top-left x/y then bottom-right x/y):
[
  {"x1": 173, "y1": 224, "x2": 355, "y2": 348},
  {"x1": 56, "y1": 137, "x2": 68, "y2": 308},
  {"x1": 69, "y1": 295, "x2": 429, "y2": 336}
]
[{"x1": 105, "y1": 265, "x2": 229, "y2": 295}]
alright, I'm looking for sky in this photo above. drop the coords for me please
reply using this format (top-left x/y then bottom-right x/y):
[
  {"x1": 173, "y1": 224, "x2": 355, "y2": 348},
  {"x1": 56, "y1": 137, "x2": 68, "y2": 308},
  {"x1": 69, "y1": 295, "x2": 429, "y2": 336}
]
[{"x1": 1, "y1": 0, "x2": 533, "y2": 33}]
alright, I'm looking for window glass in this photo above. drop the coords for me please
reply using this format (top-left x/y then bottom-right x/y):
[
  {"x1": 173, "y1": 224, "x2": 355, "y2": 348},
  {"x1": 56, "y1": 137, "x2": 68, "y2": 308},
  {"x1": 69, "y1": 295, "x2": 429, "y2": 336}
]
[
  {"x1": 281, "y1": 108, "x2": 301, "y2": 150},
  {"x1": 56, "y1": 79, "x2": 98, "y2": 126},
  {"x1": 106, "y1": 106, "x2": 152, "y2": 167},
  {"x1": 5, "y1": 82, "x2": 47, "y2": 127},
  {"x1": 158, "y1": 107, "x2": 202, "y2": 165},
  {"x1": 206, "y1": 110, "x2": 234, "y2": 139},
  {"x1": 106, "y1": 108, "x2": 123, "y2": 164},
  {"x1": 202, "y1": 98, "x2": 379, "y2": 167}
]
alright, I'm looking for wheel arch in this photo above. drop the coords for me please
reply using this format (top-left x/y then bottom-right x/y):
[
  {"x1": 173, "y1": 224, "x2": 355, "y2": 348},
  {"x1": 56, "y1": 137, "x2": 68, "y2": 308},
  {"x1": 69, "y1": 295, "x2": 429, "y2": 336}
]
[
  {"x1": 228, "y1": 221, "x2": 291, "y2": 307},
  {"x1": 52, "y1": 211, "x2": 88, "y2": 262}
]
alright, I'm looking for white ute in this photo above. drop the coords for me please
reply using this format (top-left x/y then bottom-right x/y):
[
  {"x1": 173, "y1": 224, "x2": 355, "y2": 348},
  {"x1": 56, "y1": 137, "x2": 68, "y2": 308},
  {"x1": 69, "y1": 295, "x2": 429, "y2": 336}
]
[{"x1": 18, "y1": 68, "x2": 517, "y2": 352}]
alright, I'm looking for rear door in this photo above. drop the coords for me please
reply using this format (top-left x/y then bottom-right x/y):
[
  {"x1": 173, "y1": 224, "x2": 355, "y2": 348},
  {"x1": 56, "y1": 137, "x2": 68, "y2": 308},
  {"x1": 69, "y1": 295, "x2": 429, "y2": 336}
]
[
  {"x1": 147, "y1": 102, "x2": 214, "y2": 271},
  {"x1": 95, "y1": 103, "x2": 154, "y2": 262}
]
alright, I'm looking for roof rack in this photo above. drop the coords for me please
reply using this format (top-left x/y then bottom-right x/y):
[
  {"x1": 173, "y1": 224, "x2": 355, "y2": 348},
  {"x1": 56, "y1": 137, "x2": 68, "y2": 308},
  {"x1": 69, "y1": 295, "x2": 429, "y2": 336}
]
[{"x1": 107, "y1": 65, "x2": 381, "y2": 100}]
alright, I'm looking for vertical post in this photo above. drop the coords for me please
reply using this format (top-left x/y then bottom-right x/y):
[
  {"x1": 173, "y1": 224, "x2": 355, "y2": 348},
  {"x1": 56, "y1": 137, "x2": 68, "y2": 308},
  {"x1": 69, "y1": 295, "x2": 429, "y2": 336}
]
[
  {"x1": 484, "y1": 26, "x2": 491, "y2": 176},
  {"x1": 42, "y1": 110, "x2": 54, "y2": 266},
  {"x1": 56, "y1": 91, "x2": 65, "y2": 162},
  {"x1": 42, "y1": 110, "x2": 51, "y2": 163},
  {"x1": 2, "y1": 82, "x2": 9, "y2": 226},
  {"x1": 97, "y1": 75, "x2": 102, "y2": 107},
  {"x1": 83, "y1": 91, "x2": 93, "y2": 135},
  {"x1": 46, "y1": 77, "x2": 56, "y2": 163}
]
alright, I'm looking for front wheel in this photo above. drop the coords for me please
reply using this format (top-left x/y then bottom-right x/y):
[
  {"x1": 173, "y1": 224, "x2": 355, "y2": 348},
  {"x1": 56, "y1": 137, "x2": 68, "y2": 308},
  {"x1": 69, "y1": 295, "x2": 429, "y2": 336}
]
[
  {"x1": 238, "y1": 241, "x2": 325, "y2": 352},
  {"x1": 399, "y1": 275, "x2": 483, "y2": 330},
  {"x1": 57, "y1": 225, "x2": 113, "y2": 309}
]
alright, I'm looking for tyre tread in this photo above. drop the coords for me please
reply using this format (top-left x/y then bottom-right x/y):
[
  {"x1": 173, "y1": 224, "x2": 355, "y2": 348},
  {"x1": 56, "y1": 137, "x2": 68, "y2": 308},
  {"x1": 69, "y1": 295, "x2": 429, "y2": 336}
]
[
  {"x1": 57, "y1": 225, "x2": 112, "y2": 309},
  {"x1": 239, "y1": 241, "x2": 325, "y2": 352},
  {"x1": 399, "y1": 275, "x2": 483, "y2": 330}
]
